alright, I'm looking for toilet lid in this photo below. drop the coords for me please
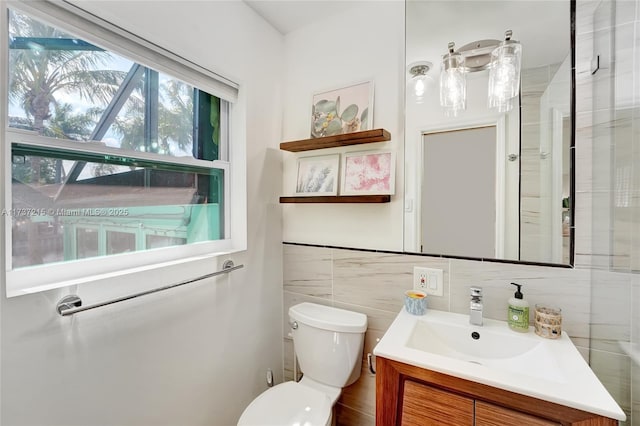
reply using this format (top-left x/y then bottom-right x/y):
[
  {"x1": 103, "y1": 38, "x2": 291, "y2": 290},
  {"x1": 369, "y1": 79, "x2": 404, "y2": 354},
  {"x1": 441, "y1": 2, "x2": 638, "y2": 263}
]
[{"x1": 237, "y1": 381, "x2": 332, "y2": 426}]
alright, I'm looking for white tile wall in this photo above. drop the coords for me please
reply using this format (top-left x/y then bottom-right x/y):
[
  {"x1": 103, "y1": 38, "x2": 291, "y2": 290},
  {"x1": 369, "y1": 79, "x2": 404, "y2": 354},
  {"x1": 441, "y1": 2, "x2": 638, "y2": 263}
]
[
  {"x1": 584, "y1": 0, "x2": 639, "y2": 421},
  {"x1": 282, "y1": 244, "x2": 592, "y2": 424},
  {"x1": 632, "y1": 274, "x2": 640, "y2": 424}
]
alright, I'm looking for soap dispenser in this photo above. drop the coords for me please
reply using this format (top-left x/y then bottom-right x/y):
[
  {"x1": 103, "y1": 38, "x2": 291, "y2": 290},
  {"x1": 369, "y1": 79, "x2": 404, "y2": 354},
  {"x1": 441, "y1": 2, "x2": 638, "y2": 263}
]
[{"x1": 508, "y1": 282, "x2": 530, "y2": 332}]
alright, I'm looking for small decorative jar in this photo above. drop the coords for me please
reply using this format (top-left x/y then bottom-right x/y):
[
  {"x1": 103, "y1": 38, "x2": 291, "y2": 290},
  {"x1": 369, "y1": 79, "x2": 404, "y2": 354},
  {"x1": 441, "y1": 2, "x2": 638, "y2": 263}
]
[{"x1": 534, "y1": 304, "x2": 562, "y2": 339}]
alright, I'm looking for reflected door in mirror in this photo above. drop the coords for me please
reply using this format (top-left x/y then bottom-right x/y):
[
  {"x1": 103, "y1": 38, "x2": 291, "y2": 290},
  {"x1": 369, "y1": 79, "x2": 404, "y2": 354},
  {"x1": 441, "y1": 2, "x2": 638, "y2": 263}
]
[{"x1": 421, "y1": 126, "x2": 518, "y2": 259}]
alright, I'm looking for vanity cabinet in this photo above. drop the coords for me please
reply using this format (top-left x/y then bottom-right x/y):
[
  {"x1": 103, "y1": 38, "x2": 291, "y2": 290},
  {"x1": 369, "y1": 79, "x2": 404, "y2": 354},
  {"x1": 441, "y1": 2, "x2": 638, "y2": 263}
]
[
  {"x1": 376, "y1": 357, "x2": 617, "y2": 426},
  {"x1": 400, "y1": 381, "x2": 557, "y2": 426}
]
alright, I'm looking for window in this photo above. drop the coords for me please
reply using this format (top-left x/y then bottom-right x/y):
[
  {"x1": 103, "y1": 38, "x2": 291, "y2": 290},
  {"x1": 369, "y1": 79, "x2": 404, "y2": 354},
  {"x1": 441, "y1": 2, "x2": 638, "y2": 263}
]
[{"x1": 3, "y1": 3, "x2": 244, "y2": 296}]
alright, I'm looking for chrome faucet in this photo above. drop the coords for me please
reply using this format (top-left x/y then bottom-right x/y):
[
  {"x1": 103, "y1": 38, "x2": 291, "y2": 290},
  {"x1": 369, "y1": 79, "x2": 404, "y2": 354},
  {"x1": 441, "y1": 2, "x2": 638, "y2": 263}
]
[{"x1": 470, "y1": 287, "x2": 483, "y2": 326}]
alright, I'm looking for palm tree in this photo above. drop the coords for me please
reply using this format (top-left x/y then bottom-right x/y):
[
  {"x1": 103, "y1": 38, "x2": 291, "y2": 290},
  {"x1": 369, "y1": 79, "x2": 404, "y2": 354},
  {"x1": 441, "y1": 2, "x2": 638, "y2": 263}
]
[
  {"x1": 8, "y1": 10, "x2": 125, "y2": 135},
  {"x1": 112, "y1": 79, "x2": 196, "y2": 156},
  {"x1": 159, "y1": 79, "x2": 193, "y2": 155},
  {"x1": 8, "y1": 10, "x2": 216, "y2": 174},
  {"x1": 45, "y1": 103, "x2": 102, "y2": 141},
  {"x1": 11, "y1": 103, "x2": 102, "y2": 184},
  {"x1": 8, "y1": 10, "x2": 126, "y2": 183}
]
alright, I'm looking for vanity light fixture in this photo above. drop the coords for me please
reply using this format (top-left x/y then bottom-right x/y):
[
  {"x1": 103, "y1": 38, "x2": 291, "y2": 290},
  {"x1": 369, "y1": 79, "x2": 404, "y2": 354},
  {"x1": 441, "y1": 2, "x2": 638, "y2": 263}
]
[
  {"x1": 407, "y1": 61, "x2": 434, "y2": 104},
  {"x1": 439, "y1": 30, "x2": 522, "y2": 114},
  {"x1": 439, "y1": 42, "x2": 466, "y2": 116},
  {"x1": 488, "y1": 30, "x2": 522, "y2": 113}
]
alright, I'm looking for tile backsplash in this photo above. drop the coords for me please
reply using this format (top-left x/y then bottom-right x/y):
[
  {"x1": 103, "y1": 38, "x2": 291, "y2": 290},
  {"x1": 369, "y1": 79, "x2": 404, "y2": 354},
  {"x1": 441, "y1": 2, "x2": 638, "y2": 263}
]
[{"x1": 282, "y1": 243, "x2": 592, "y2": 425}]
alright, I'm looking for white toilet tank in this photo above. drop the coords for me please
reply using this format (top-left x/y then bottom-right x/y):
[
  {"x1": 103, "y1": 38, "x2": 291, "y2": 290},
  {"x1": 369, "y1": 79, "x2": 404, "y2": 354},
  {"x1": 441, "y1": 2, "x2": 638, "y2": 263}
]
[{"x1": 289, "y1": 303, "x2": 367, "y2": 388}]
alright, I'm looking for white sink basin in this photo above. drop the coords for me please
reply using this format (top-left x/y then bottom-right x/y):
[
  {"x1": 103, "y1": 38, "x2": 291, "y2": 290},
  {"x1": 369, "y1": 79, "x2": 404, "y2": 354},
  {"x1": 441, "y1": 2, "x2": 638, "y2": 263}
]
[
  {"x1": 408, "y1": 315, "x2": 540, "y2": 358},
  {"x1": 374, "y1": 308, "x2": 626, "y2": 421},
  {"x1": 406, "y1": 312, "x2": 569, "y2": 384}
]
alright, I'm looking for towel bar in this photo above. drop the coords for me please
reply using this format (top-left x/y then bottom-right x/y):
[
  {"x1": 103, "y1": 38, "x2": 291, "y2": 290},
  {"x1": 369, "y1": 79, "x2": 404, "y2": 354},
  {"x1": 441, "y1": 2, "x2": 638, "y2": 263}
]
[{"x1": 56, "y1": 259, "x2": 243, "y2": 316}]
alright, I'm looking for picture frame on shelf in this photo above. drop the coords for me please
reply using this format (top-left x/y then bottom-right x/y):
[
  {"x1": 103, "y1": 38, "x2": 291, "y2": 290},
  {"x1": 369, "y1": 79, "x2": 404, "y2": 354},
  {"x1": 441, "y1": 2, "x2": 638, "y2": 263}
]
[
  {"x1": 310, "y1": 80, "x2": 374, "y2": 139},
  {"x1": 340, "y1": 150, "x2": 395, "y2": 195},
  {"x1": 295, "y1": 154, "x2": 340, "y2": 196}
]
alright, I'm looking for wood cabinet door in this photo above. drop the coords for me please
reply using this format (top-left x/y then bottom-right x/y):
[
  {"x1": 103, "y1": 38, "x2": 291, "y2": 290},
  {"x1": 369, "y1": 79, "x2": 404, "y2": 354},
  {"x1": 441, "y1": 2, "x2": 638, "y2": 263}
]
[
  {"x1": 400, "y1": 380, "x2": 474, "y2": 426},
  {"x1": 475, "y1": 400, "x2": 561, "y2": 426}
]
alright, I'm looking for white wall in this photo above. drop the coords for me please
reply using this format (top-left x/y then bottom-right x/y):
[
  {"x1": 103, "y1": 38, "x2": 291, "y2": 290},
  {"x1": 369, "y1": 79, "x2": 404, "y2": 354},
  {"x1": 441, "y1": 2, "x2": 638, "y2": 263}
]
[
  {"x1": 281, "y1": 1, "x2": 406, "y2": 251},
  {"x1": 0, "y1": 2, "x2": 284, "y2": 425}
]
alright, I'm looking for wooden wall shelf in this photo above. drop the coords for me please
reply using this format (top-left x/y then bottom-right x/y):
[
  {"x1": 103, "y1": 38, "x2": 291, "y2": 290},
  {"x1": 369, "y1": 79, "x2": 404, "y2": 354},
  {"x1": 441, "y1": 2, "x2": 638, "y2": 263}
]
[
  {"x1": 279, "y1": 195, "x2": 390, "y2": 203},
  {"x1": 280, "y1": 129, "x2": 392, "y2": 203},
  {"x1": 280, "y1": 128, "x2": 390, "y2": 152}
]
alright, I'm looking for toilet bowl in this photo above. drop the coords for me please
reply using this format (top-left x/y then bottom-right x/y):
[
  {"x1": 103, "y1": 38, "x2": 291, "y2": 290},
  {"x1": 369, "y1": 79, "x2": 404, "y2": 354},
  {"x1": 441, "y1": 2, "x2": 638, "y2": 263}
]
[
  {"x1": 238, "y1": 303, "x2": 367, "y2": 426},
  {"x1": 237, "y1": 379, "x2": 333, "y2": 426}
]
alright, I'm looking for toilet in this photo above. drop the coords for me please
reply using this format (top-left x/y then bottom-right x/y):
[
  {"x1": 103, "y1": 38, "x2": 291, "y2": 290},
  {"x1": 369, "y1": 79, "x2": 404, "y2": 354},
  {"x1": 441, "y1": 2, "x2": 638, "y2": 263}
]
[{"x1": 238, "y1": 302, "x2": 367, "y2": 426}]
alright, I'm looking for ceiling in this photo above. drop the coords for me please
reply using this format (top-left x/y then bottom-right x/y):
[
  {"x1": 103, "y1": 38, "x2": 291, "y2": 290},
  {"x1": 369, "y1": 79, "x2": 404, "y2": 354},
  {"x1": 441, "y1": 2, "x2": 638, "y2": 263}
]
[
  {"x1": 406, "y1": 1, "x2": 570, "y2": 71},
  {"x1": 244, "y1": 1, "x2": 362, "y2": 35},
  {"x1": 245, "y1": 0, "x2": 571, "y2": 71}
]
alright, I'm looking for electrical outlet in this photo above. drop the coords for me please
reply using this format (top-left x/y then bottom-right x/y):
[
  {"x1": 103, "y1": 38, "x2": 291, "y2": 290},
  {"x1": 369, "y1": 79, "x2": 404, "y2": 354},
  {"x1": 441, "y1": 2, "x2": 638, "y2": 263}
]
[
  {"x1": 413, "y1": 266, "x2": 443, "y2": 296},
  {"x1": 413, "y1": 267, "x2": 428, "y2": 291}
]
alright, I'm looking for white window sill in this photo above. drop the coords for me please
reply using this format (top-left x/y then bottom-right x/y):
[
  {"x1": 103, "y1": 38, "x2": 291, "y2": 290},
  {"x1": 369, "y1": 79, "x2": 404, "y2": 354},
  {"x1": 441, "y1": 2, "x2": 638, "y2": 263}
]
[{"x1": 7, "y1": 246, "x2": 246, "y2": 298}]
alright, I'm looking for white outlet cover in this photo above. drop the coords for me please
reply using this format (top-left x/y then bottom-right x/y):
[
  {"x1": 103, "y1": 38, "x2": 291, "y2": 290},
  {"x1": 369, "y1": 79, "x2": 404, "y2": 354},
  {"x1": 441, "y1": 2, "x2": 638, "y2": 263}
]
[{"x1": 413, "y1": 266, "x2": 443, "y2": 296}]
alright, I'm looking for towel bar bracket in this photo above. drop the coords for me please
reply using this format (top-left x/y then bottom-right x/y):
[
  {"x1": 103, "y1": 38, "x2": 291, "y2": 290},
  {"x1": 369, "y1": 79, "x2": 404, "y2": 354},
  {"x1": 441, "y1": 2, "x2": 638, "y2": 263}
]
[{"x1": 56, "y1": 295, "x2": 82, "y2": 315}]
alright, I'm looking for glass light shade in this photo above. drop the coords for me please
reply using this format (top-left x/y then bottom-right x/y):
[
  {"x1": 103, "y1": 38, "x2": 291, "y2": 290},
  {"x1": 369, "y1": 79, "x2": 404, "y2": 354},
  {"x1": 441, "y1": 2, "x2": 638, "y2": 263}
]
[
  {"x1": 409, "y1": 73, "x2": 434, "y2": 104},
  {"x1": 408, "y1": 63, "x2": 433, "y2": 104},
  {"x1": 440, "y1": 52, "x2": 466, "y2": 116},
  {"x1": 488, "y1": 41, "x2": 522, "y2": 112}
]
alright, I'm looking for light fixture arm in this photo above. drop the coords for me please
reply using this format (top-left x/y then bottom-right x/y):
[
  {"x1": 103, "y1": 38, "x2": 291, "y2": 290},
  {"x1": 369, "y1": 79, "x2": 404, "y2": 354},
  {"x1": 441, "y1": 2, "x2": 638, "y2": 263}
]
[{"x1": 442, "y1": 42, "x2": 463, "y2": 72}]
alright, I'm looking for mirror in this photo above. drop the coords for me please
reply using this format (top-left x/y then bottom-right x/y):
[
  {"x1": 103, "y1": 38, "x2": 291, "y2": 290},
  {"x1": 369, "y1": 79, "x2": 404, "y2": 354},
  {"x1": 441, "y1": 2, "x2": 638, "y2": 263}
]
[{"x1": 404, "y1": 0, "x2": 573, "y2": 265}]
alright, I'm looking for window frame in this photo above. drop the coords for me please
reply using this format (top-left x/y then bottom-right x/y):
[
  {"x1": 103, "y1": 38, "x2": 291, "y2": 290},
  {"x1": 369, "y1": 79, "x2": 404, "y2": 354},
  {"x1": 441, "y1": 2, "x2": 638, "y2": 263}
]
[{"x1": 2, "y1": 1, "x2": 247, "y2": 297}]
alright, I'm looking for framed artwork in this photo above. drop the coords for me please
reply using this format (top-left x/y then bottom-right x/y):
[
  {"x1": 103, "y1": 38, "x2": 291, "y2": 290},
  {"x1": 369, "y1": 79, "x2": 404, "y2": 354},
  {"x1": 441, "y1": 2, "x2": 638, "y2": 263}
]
[
  {"x1": 340, "y1": 150, "x2": 395, "y2": 195},
  {"x1": 295, "y1": 154, "x2": 340, "y2": 196},
  {"x1": 310, "y1": 80, "x2": 374, "y2": 138}
]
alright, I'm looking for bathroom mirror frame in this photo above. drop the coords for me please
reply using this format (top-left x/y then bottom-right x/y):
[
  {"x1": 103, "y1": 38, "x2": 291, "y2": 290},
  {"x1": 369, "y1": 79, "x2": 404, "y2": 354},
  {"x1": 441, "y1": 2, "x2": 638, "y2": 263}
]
[{"x1": 403, "y1": 0, "x2": 576, "y2": 267}]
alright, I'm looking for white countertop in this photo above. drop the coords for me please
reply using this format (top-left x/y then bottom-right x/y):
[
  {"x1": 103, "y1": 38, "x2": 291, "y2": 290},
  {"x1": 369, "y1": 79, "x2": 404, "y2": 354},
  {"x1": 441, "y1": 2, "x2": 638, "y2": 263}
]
[{"x1": 373, "y1": 308, "x2": 626, "y2": 421}]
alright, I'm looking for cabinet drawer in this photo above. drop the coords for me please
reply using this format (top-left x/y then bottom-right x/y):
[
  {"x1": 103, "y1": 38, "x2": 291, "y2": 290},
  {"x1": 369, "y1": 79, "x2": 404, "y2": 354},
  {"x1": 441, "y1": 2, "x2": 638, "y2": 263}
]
[
  {"x1": 401, "y1": 380, "x2": 474, "y2": 426},
  {"x1": 376, "y1": 357, "x2": 619, "y2": 426},
  {"x1": 475, "y1": 400, "x2": 561, "y2": 426}
]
